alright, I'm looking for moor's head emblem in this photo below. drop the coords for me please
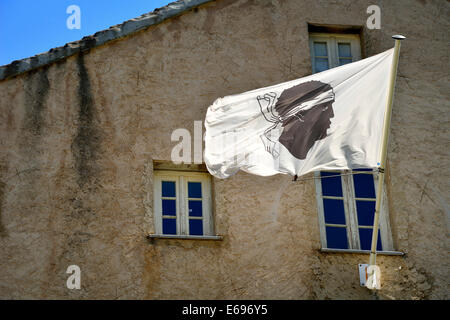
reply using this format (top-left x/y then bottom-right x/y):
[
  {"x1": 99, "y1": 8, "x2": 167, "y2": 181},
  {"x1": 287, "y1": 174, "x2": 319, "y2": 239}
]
[{"x1": 257, "y1": 80, "x2": 335, "y2": 159}]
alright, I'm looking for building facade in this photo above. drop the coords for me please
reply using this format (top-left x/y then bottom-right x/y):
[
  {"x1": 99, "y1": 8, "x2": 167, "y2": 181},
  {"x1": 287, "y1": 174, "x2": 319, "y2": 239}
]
[{"x1": 0, "y1": 0, "x2": 448, "y2": 299}]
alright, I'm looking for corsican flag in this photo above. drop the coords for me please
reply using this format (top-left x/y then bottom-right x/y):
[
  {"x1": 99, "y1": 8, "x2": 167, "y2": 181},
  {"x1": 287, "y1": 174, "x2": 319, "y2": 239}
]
[{"x1": 204, "y1": 48, "x2": 395, "y2": 179}]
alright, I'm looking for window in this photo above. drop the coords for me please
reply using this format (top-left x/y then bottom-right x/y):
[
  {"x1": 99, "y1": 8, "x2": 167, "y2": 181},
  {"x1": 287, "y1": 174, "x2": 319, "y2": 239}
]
[
  {"x1": 309, "y1": 33, "x2": 361, "y2": 73},
  {"x1": 309, "y1": 32, "x2": 394, "y2": 252},
  {"x1": 153, "y1": 171, "x2": 214, "y2": 237},
  {"x1": 314, "y1": 169, "x2": 394, "y2": 251}
]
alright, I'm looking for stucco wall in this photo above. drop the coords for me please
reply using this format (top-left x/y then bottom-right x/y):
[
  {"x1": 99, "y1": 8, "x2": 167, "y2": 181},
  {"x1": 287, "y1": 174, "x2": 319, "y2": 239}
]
[{"x1": 0, "y1": 0, "x2": 448, "y2": 299}]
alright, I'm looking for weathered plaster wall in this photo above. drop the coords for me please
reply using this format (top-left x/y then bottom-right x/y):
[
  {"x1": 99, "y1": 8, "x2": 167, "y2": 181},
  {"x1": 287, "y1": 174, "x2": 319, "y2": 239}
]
[{"x1": 0, "y1": 0, "x2": 448, "y2": 299}]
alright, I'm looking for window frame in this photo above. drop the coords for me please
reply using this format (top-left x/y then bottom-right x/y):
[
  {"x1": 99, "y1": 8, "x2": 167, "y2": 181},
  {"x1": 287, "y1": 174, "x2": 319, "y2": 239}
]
[
  {"x1": 309, "y1": 33, "x2": 361, "y2": 73},
  {"x1": 153, "y1": 170, "x2": 214, "y2": 237},
  {"x1": 314, "y1": 170, "x2": 394, "y2": 251}
]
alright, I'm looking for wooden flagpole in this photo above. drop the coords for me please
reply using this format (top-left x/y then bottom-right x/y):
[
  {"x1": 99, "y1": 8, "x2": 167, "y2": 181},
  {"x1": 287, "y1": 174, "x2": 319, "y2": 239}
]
[{"x1": 368, "y1": 35, "x2": 405, "y2": 275}]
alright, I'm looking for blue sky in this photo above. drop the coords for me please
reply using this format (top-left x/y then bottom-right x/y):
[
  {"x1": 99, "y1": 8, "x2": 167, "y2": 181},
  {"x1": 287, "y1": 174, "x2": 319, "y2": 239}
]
[{"x1": 0, "y1": 0, "x2": 172, "y2": 66}]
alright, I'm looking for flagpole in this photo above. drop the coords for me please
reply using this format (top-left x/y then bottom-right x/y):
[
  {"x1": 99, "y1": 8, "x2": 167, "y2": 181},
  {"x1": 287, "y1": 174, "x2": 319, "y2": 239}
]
[{"x1": 368, "y1": 35, "x2": 405, "y2": 273}]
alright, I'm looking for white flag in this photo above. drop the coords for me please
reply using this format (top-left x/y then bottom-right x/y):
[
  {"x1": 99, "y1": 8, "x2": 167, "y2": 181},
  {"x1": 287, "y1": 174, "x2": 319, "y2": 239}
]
[{"x1": 204, "y1": 48, "x2": 394, "y2": 179}]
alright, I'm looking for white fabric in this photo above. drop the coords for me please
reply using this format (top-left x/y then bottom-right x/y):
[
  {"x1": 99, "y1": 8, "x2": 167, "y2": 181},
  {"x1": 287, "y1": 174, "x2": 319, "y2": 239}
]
[{"x1": 204, "y1": 48, "x2": 394, "y2": 179}]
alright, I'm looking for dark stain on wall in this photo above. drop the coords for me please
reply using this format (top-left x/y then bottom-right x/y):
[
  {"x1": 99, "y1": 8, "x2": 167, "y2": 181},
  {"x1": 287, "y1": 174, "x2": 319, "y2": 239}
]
[
  {"x1": 23, "y1": 67, "x2": 50, "y2": 137},
  {"x1": 71, "y1": 53, "x2": 101, "y2": 188},
  {"x1": 18, "y1": 67, "x2": 50, "y2": 196},
  {"x1": 0, "y1": 164, "x2": 6, "y2": 237},
  {"x1": 62, "y1": 53, "x2": 103, "y2": 298}
]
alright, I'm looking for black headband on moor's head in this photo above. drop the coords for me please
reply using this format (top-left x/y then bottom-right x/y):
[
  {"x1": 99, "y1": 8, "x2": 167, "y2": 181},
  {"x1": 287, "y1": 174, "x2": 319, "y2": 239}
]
[{"x1": 275, "y1": 80, "x2": 334, "y2": 120}]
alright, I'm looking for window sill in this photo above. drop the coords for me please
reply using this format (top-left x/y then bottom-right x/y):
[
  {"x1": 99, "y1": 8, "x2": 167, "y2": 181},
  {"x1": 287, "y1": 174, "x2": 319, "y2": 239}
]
[
  {"x1": 319, "y1": 248, "x2": 405, "y2": 256},
  {"x1": 147, "y1": 234, "x2": 223, "y2": 241}
]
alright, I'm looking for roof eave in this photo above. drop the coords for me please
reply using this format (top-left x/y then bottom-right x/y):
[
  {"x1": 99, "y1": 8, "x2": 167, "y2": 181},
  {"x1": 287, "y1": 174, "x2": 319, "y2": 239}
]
[{"x1": 0, "y1": 0, "x2": 214, "y2": 81}]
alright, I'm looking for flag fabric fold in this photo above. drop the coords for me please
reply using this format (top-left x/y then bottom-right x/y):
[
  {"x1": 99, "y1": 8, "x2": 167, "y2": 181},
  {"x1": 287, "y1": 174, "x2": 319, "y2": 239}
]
[{"x1": 204, "y1": 48, "x2": 394, "y2": 179}]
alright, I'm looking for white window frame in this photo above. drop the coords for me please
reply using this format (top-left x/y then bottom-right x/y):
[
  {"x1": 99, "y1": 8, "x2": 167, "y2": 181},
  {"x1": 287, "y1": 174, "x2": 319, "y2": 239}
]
[
  {"x1": 153, "y1": 171, "x2": 214, "y2": 237},
  {"x1": 309, "y1": 33, "x2": 361, "y2": 73},
  {"x1": 314, "y1": 170, "x2": 394, "y2": 251}
]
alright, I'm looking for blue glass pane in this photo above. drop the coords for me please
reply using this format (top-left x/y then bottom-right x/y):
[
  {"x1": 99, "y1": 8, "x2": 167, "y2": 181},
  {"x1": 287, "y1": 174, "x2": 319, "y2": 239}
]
[
  {"x1": 356, "y1": 201, "x2": 375, "y2": 226},
  {"x1": 339, "y1": 59, "x2": 352, "y2": 66},
  {"x1": 189, "y1": 219, "x2": 203, "y2": 236},
  {"x1": 162, "y1": 199, "x2": 176, "y2": 216},
  {"x1": 323, "y1": 199, "x2": 346, "y2": 224},
  {"x1": 188, "y1": 200, "x2": 202, "y2": 217},
  {"x1": 162, "y1": 218, "x2": 176, "y2": 235},
  {"x1": 320, "y1": 172, "x2": 343, "y2": 197},
  {"x1": 338, "y1": 43, "x2": 352, "y2": 57},
  {"x1": 353, "y1": 173, "x2": 376, "y2": 198},
  {"x1": 353, "y1": 168, "x2": 373, "y2": 172},
  {"x1": 314, "y1": 42, "x2": 328, "y2": 56},
  {"x1": 359, "y1": 228, "x2": 382, "y2": 251},
  {"x1": 188, "y1": 182, "x2": 202, "y2": 198},
  {"x1": 161, "y1": 181, "x2": 175, "y2": 197},
  {"x1": 326, "y1": 226, "x2": 348, "y2": 249},
  {"x1": 315, "y1": 58, "x2": 329, "y2": 72}
]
